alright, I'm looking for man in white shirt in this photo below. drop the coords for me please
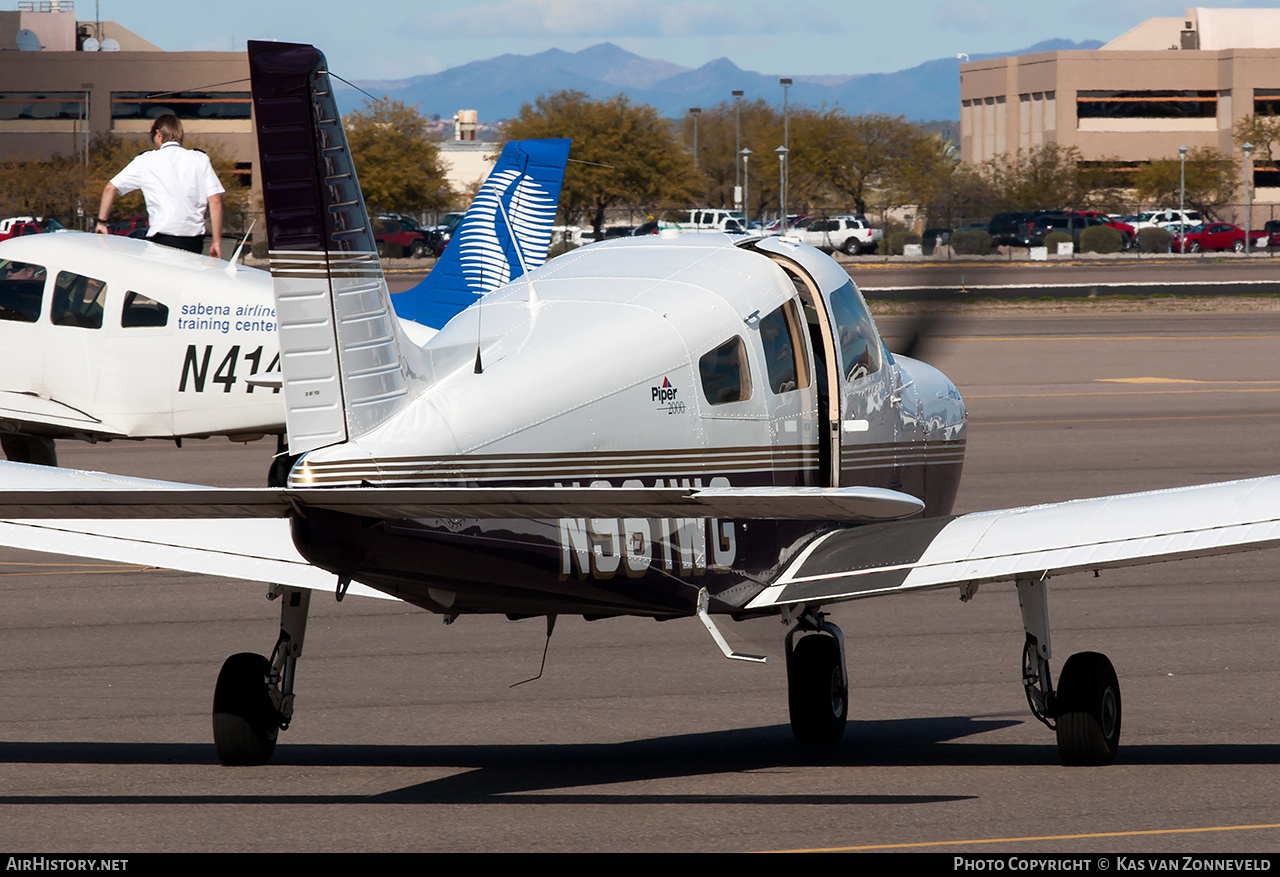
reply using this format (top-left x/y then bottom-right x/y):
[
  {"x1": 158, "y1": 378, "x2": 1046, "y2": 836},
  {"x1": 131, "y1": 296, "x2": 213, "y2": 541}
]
[{"x1": 96, "y1": 114, "x2": 225, "y2": 258}]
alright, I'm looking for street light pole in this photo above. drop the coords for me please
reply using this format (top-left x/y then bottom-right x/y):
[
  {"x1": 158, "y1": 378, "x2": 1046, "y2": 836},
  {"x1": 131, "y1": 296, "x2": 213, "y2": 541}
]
[
  {"x1": 776, "y1": 145, "x2": 789, "y2": 231},
  {"x1": 688, "y1": 107, "x2": 701, "y2": 171},
  {"x1": 1243, "y1": 141, "x2": 1254, "y2": 254},
  {"x1": 739, "y1": 147, "x2": 752, "y2": 226},
  {"x1": 1178, "y1": 145, "x2": 1188, "y2": 253},
  {"x1": 780, "y1": 78, "x2": 791, "y2": 229},
  {"x1": 732, "y1": 89, "x2": 743, "y2": 212}
]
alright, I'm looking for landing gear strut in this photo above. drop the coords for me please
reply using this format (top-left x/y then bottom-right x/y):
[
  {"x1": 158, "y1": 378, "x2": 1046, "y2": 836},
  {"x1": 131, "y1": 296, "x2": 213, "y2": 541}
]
[
  {"x1": 1017, "y1": 578, "x2": 1121, "y2": 765},
  {"x1": 785, "y1": 609, "x2": 848, "y2": 743},
  {"x1": 212, "y1": 586, "x2": 311, "y2": 765}
]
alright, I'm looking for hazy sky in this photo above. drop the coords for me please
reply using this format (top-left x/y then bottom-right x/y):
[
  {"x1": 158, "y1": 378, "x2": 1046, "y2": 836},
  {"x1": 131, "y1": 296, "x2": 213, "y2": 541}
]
[{"x1": 97, "y1": 0, "x2": 1276, "y2": 80}]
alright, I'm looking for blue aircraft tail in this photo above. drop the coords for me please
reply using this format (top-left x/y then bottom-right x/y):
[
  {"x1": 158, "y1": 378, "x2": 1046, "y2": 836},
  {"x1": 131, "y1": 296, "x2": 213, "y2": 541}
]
[{"x1": 392, "y1": 138, "x2": 571, "y2": 329}]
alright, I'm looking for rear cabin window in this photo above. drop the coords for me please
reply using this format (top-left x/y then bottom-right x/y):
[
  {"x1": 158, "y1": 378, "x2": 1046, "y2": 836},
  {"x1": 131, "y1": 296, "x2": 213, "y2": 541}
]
[
  {"x1": 0, "y1": 259, "x2": 47, "y2": 323},
  {"x1": 51, "y1": 271, "x2": 107, "y2": 329},
  {"x1": 121, "y1": 291, "x2": 169, "y2": 328},
  {"x1": 828, "y1": 280, "x2": 881, "y2": 381},
  {"x1": 699, "y1": 336, "x2": 752, "y2": 405},
  {"x1": 758, "y1": 300, "x2": 811, "y2": 394}
]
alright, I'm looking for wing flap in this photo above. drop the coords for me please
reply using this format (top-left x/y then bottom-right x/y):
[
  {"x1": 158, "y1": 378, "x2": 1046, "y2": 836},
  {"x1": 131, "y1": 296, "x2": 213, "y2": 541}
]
[{"x1": 746, "y1": 475, "x2": 1280, "y2": 609}]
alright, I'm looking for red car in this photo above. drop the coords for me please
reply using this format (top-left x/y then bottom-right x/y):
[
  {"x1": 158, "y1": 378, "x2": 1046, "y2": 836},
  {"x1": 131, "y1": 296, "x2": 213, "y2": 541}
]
[
  {"x1": 1168, "y1": 222, "x2": 1269, "y2": 253},
  {"x1": 0, "y1": 216, "x2": 66, "y2": 242},
  {"x1": 108, "y1": 216, "x2": 149, "y2": 238},
  {"x1": 1067, "y1": 210, "x2": 1135, "y2": 236}
]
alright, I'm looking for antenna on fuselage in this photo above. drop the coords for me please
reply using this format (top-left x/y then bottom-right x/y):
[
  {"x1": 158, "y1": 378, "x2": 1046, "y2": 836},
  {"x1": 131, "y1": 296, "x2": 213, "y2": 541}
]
[
  {"x1": 510, "y1": 615, "x2": 557, "y2": 686},
  {"x1": 224, "y1": 220, "x2": 256, "y2": 276}
]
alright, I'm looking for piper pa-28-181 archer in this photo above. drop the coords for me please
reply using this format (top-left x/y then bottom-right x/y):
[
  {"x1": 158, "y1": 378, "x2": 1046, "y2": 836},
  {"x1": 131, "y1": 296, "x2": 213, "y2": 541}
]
[
  {"x1": 1, "y1": 40, "x2": 1279, "y2": 767},
  {"x1": 0, "y1": 135, "x2": 569, "y2": 469}
]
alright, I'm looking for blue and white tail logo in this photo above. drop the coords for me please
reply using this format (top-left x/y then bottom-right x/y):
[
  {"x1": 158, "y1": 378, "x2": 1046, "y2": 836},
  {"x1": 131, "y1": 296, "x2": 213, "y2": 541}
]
[{"x1": 393, "y1": 138, "x2": 570, "y2": 330}]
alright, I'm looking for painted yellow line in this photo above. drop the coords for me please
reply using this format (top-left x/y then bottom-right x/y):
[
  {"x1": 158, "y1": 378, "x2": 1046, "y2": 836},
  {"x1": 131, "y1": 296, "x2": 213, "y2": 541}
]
[
  {"x1": 977, "y1": 412, "x2": 1280, "y2": 425},
  {"x1": 0, "y1": 569, "x2": 147, "y2": 577},
  {"x1": 764, "y1": 821, "x2": 1280, "y2": 853},
  {"x1": 1099, "y1": 377, "x2": 1280, "y2": 385},
  {"x1": 0, "y1": 562, "x2": 150, "y2": 569}
]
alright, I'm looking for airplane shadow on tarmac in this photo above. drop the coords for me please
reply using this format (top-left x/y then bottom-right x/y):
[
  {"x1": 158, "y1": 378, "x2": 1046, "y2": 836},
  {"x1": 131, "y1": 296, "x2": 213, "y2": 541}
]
[{"x1": 0, "y1": 716, "x2": 1279, "y2": 806}]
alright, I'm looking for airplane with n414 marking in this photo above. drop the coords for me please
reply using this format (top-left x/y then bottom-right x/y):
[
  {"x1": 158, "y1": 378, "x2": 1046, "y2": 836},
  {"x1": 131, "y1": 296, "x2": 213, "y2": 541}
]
[
  {"x1": 1, "y1": 40, "x2": 1279, "y2": 768},
  {"x1": 0, "y1": 133, "x2": 570, "y2": 469}
]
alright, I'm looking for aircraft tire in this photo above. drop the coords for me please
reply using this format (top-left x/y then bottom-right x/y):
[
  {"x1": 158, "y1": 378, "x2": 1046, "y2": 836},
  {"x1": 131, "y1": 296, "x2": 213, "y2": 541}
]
[
  {"x1": 788, "y1": 634, "x2": 848, "y2": 744},
  {"x1": 212, "y1": 652, "x2": 279, "y2": 766},
  {"x1": 1054, "y1": 651, "x2": 1121, "y2": 766}
]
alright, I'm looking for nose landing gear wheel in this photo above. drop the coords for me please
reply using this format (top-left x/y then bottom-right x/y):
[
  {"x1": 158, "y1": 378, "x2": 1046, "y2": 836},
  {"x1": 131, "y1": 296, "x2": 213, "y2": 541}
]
[
  {"x1": 212, "y1": 652, "x2": 279, "y2": 766},
  {"x1": 788, "y1": 634, "x2": 848, "y2": 743},
  {"x1": 1054, "y1": 651, "x2": 1121, "y2": 766}
]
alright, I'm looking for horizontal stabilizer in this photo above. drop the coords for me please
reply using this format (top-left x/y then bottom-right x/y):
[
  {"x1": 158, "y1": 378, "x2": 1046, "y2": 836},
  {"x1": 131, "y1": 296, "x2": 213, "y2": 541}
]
[{"x1": 746, "y1": 475, "x2": 1280, "y2": 609}]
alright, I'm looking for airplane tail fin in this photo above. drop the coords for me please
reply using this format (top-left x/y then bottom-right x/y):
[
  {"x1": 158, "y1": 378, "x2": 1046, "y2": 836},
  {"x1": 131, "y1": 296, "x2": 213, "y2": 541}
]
[
  {"x1": 392, "y1": 138, "x2": 570, "y2": 329},
  {"x1": 248, "y1": 41, "x2": 416, "y2": 456}
]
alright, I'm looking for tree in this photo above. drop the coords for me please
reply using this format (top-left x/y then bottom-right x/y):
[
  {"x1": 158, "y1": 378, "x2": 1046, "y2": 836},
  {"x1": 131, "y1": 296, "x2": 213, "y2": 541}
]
[
  {"x1": 925, "y1": 165, "x2": 1000, "y2": 227},
  {"x1": 0, "y1": 152, "x2": 85, "y2": 222},
  {"x1": 1233, "y1": 113, "x2": 1280, "y2": 185},
  {"x1": 677, "y1": 98, "x2": 783, "y2": 219},
  {"x1": 345, "y1": 98, "x2": 450, "y2": 215},
  {"x1": 790, "y1": 111, "x2": 954, "y2": 217},
  {"x1": 1131, "y1": 147, "x2": 1237, "y2": 219},
  {"x1": 503, "y1": 91, "x2": 699, "y2": 239}
]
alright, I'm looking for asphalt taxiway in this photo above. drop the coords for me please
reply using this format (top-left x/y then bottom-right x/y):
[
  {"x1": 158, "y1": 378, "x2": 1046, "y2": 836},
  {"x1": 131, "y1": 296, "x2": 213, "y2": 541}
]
[{"x1": 0, "y1": 308, "x2": 1277, "y2": 853}]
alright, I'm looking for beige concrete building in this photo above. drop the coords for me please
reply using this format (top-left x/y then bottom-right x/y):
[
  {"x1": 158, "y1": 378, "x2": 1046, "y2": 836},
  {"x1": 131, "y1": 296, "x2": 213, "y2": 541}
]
[
  {"x1": 959, "y1": 7, "x2": 1280, "y2": 214},
  {"x1": 0, "y1": 4, "x2": 253, "y2": 199}
]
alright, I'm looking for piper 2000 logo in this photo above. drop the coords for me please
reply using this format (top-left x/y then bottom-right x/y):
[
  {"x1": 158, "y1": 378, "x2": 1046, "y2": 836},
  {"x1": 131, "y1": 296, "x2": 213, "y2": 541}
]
[{"x1": 652, "y1": 377, "x2": 685, "y2": 414}]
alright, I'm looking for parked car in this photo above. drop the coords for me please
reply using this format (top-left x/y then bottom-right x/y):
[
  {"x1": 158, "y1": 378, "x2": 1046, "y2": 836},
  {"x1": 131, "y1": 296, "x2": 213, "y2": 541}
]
[
  {"x1": 676, "y1": 209, "x2": 747, "y2": 234},
  {"x1": 108, "y1": 216, "x2": 149, "y2": 238},
  {"x1": 0, "y1": 216, "x2": 66, "y2": 242},
  {"x1": 373, "y1": 215, "x2": 444, "y2": 257},
  {"x1": 787, "y1": 214, "x2": 883, "y2": 255},
  {"x1": 987, "y1": 211, "x2": 1034, "y2": 247},
  {"x1": 1016, "y1": 213, "x2": 1132, "y2": 250},
  {"x1": 1168, "y1": 222, "x2": 1269, "y2": 253},
  {"x1": 1067, "y1": 210, "x2": 1135, "y2": 237},
  {"x1": 1132, "y1": 208, "x2": 1201, "y2": 232},
  {"x1": 922, "y1": 228, "x2": 952, "y2": 248},
  {"x1": 1262, "y1": 220, "x2": 1280, "y2": 247}
]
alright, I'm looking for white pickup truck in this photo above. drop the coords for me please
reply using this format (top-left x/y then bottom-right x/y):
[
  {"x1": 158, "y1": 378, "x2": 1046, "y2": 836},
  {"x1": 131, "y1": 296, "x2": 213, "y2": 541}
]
[{"x1": 787, "y1": 214, "x2": 883, "y2": 255}]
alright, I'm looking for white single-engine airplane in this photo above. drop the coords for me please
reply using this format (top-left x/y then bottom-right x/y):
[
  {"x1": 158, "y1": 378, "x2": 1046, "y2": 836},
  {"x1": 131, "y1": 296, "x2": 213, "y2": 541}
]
[
  {"x1": 0, "y1": 135, "x2": 569, "y2": 470},
  {"x1": 1, "y1": 41, "x2": 1279, "y2": 768}
]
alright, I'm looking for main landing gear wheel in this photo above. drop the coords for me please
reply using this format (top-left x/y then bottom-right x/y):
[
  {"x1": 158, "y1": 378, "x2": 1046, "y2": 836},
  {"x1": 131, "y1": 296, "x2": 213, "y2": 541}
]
[
  {"x1": 1054, "y1": 651, "x2": 1121, "y2": 766},
  {"x1": 212, "y1": 653, "x2": 279, "y2": 766},
  {"x1": 788, "y1": 634, "x2": 848, "y2": 743}
]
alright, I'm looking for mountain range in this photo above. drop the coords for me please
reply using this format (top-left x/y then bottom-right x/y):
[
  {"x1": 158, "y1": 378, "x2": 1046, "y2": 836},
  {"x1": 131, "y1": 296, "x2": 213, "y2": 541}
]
[{"x1": 340, "y1": 38, "x2": 1103, "y2": 125}]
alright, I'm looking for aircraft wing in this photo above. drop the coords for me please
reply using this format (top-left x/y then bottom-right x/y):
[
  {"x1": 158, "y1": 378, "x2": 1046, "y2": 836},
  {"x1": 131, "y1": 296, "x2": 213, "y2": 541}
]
[
  {"x1": 0, "y1": 461, "x2": 924, "y2": 522},
  {"x1": 745, "y1": 475, "x2": 1280, "y2": 609},
  {"x1": 0, "y1": 390, "x2": 123, "y2": 436}
]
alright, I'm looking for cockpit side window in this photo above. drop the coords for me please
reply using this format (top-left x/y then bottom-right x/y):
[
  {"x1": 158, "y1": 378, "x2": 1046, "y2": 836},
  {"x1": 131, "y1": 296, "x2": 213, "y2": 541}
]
[
  {"x1": 0, "y1": 259, "x2": 47, "y2": 323},
  {"x1": 758, "y1": 300, "x2": 811, "y2": 394},
  {"x1": 699, "y1": 336, "x2": 752, "y2": 405},
  {"x1": 121, "y1": 291, "x2": 170, "y2": 328},
  {"x1": 828, "y1": 280, "x2": 881, "y2": 381},
  {"x1": 51, "y1": 271, "x2": 107, "y2": 329}
]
